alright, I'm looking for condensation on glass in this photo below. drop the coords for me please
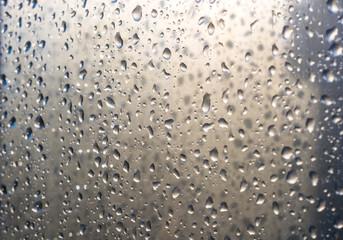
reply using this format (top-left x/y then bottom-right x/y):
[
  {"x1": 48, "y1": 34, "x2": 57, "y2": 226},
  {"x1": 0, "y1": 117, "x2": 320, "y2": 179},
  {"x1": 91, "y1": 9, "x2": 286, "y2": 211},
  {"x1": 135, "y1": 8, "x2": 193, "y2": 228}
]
[{"x1": 1, "y1": 0, "x2": 343, "y2": 239}]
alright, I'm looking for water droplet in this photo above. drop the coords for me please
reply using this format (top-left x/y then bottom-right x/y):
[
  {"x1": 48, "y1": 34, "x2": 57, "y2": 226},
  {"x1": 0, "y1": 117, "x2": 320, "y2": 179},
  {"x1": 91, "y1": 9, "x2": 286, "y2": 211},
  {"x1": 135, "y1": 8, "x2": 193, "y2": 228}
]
[
  {"x1": 115, "y1": 32, "x2": 123, "y2": 48},
  {"x1": 133, "y1": 170, "x2": 141, "y2": 183},
  {"x1": 329, "y1": 42, "x2": 343, "y2": 57},
  {"x1": 323, "y1": 69, "x2": 336, "y2": 83},
  {"x1": 219, "y1": 169, "x2": 227, "y2": 181},
  {"x1": 325, "y1": 27, "x2": 338, "y2": 42},
  {"x1": 180, "y1": 62, "x2": 187, "y2": 72},
  {"x1": 164, "y1": 119, "x2": 174, "y2": 130},
  {"x1": 209, "y1": 148, "x2": 218, "y2": 162},
  {"x1": 121, "y1": 60, "x2": 127, "y2": 71},
  {"x1": 201, "y1": 93, "x2": 211, "y2": 114},
  {"x1": 273, "y1": 202, "x2": 280, "y2": 215},
  {"x1": 272, "y1": 44, "x2": 279, "y2": 56},
  {"x1": 256, "y1": 194, "x2": 265, "y2": 205},
  {"x1": 24, "y1": 41, "x2": 31, "y2": 52},
  {"x1": 32, "y1": 201, "x2": 43, "y2": 213},
  {"x1": 282, "y1": 25, "x2": 293, "y2": 39},
  {"x1": 309, "y1": 171, "x2": 319, "y2": 186},
  {"x1": 267, "y1": 125, "x2": 276, "y2": 137},
  {"x1": 316, "y1": 198, "x2": 326, "y2": 212},
  {"x1": 327, "y1": 0, "x2": 341, "y2": 14},
  {"x1": 305, "y1": 118, "x2": 315, "y2": 133},
  {"x1": 132, "y1": 5, "x2": 142, "y2": 21},
  {"x1": 207, "y1": 22, "x2": 215, "y2": 35},
  {"x1": 205, "y1": 197, "x2": 213, "y2": 208},
  {"x1": 79, "y1": 69, "x2": 87, "y2": 80},
  {"x1": 113, "y1": 149, "x2": 120, "y2": 160},
  {"x1": 239, "y1": 178, "x2": 248, "y2": 192},
  {"x1": 172, "y1": 186, "x2": 180, "y2": 199},
  {"x1": 245, "y1": 52, "x2": 251, "y2": 62},
  {"x1": 25, "y1": 127, "x2": 33, "y2": 140},
  {"x1": 105, "y1": 97, "x2": 115, "y2": 108},
  {"x1": 34, "y1": 116, "x2": 45, "y2": 129},
  {"x1": 133, "y1": 33, "x2": 140, "y2": 45},
  {"x1": 286, "y1": 170, "x2": 298, "y2": 184},
  {"x1": 281, "y1": 146, "x2": 293, "y2": 160},
  {"x1": 9, "y1": 117, "x2": 16, "y2": 128},
  {"x1": 162, "y1": 48, "x2": 171, "y2": 60},
  {"x1": 219, "y1": 202, "x2": 228, "y2": 212},
  {"x1": 218, "y1": 118, "x2": 228, "y2": 128}
]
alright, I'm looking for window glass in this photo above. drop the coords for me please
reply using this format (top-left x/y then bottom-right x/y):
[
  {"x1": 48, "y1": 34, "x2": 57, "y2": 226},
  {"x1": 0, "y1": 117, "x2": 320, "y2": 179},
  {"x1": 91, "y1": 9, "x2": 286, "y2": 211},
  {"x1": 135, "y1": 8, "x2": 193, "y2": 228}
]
[{"x1": 1, "y1": 0, "x2": 343, "y2": 239}]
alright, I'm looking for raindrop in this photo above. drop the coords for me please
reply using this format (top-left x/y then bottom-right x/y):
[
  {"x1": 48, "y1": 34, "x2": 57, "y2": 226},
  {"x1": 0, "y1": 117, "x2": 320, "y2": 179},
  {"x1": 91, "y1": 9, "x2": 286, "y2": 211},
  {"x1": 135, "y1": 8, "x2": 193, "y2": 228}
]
[
  {"x1": 34, "y1": 116, "x2": 45, "y2": 129},
  {"x1": 208, "y1": 22, "x2": 215, "y2": 35},
  {"x1": 180, "y1": 62, "x2": 187, "y2": 72},
  {"x1": 327, "y1": 0, "x2": 341, "y2": 14},
  {"x1": 286, "y1": 170, "x2": 298, "y2": 184},
  {"x1": 201, "y1": 93, "x2": 211, "y2": 114},
  {"x1": 172, "y1": 186, "x2": 180, "y2": 199},
  {"x1": 32, "y1": 201, "x2": 43, "y2": 213},
  {"x1": 209, "y1": 148, "x2": 218, "y2": 162},
  {"x1": 132, "y1": 5, "x2": 142, "y2": 21},
  {"x1": 281, "y1": 146, "x2": 293, "y2": 160},
  {"x1": 25, "y1": 127, "x2": 33, "y2": 140},
  {"x1": 205, "y1": 197, "x2": 213, "y2": 208},
  {"x1": 115, "y1": 32, "x2": 123, "y2": 48},
  {"x1": 239, "y1": 178, "x2": 248, "y2": 192},
  {"x1": 163, "y1": 48, "x2": 171, "y2": 60},
  {"x1": 305, "y1": 118, "x2": 315, "y2": 133},
  {"x1": 272, "y1": 44, "x2": 279, "y2": 56},
  {"x1": 282, "y1": 25, "x2": 293, "y2": 39},
  {"x1": 79, "y1": 69, "x2": 87, "y2": 80}
]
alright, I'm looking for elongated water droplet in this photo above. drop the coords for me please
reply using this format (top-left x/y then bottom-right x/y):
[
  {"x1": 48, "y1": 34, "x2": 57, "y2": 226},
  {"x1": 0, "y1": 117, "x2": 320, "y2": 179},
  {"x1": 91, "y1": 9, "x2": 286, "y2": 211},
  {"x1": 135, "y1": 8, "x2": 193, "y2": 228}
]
[
  {"x1": 208, "y1": 22, "x2": 215, "y2": 35},
  {"x1": 132, "y1": 5, "x2": 142, "y2": 21},
  {"x1": 115, "y1": 32, "x2": 123, "y2": 48},
  {"x1": 306, "y1": 118, "x2": 315, "y2": 133},
  {"x1": 201, "y1": 93, "x2": 211, "y2": 114}
]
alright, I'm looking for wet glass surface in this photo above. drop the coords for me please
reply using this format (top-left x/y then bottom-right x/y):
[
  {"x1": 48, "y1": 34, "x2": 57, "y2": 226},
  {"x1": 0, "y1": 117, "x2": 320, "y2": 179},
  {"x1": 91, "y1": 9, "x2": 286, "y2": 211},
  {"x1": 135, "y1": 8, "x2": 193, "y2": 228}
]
[{"x1": 1, "y1": 0, "x2": 343, "y2": 239}]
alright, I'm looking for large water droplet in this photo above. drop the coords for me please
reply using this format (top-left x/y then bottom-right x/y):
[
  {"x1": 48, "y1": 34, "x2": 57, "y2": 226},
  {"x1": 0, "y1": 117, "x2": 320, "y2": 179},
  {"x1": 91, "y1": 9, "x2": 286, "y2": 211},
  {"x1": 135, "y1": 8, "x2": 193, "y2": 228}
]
[
  {"x1": 163, "y1": 48, "x2": 171, "y2": 60},
  {"x1": 34, "y1": 116, "x2": 45, "y2": 129},
  {"x1": 286, "y1": 170, "x2": 298, "y2": 184},
  {"x1": 281, "y1": 146, "x2": 293, "y2": 160},
  {"x1": 208, "y1": 22, "x2": 215, "y2": 35},
  {"x1": 115, "y1": 32, "x2": 123, "y2": 48},
  {"x1": 201, "y1": 93, "x2": 211, "y2": 114},
  {"x1": 282, "y1": 25, "x2": 293, "y2": 39},
  {"x1": 306, "y1": 118, "x2": 315, "y2": 133},
  {"x1": 132, "y1": 5, "x2": 142, "y2": 21}
]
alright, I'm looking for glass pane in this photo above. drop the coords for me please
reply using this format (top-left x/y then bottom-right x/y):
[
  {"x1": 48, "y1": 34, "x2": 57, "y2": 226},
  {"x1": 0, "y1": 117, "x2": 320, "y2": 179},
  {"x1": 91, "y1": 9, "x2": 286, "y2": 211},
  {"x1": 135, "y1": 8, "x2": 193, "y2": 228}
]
[{"x1": 1, "y1": 0, "x2": 343, "y2": 239}]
